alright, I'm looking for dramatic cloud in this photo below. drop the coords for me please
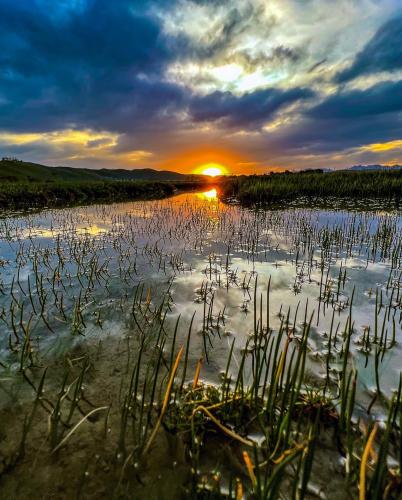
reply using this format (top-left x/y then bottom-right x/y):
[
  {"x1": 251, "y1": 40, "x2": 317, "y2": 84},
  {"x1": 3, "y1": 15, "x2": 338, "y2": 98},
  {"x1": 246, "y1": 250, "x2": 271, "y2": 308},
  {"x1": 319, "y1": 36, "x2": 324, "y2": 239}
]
[
  {"x1": 189, "y1": 87, "x2": 314, "y2": 128},
  {"x1": 336, "y1": 15, "x2": 402, "y2": 82},
  {"x1": 0, "y1": 0, "x2": 178, "y2": 132},
  {"x1": 0, "y1": 0, "x2": 401, "y2": 171},
  {"x1": 308, "y1": 80, "x2": 402, "y2": 119}
]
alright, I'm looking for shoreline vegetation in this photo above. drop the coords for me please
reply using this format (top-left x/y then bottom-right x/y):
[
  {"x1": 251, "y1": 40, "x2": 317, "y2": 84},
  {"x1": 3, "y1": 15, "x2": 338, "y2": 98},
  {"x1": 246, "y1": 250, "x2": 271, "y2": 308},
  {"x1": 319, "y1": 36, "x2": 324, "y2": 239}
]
[
  {"x1": 0, "y1": 158, "x2": 210, "y2": 210},
  {"x1": 1, "y1": 160, "x2": 401, "y2": 210},
  {"x1": 221, "y1": 170, "x2": 402, "y2": 205},
  {"x1": 0, "y1": 180, "x2": 210, "y2": 210}
]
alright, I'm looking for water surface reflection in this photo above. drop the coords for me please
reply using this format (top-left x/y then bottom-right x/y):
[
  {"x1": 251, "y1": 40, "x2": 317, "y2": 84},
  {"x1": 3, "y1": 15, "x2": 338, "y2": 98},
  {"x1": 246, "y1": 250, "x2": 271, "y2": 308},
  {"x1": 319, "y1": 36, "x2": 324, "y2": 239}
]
[{"x1": 0, "y1": 190, "x2": 401, "y2": 413}]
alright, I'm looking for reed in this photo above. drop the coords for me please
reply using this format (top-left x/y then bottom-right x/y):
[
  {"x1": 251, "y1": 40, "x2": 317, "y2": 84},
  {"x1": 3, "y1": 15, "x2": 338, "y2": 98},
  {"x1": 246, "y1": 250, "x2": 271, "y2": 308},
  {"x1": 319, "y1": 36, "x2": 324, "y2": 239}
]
[{"x1": 0, "y1": 187, "x2": 400, "y2": 499}]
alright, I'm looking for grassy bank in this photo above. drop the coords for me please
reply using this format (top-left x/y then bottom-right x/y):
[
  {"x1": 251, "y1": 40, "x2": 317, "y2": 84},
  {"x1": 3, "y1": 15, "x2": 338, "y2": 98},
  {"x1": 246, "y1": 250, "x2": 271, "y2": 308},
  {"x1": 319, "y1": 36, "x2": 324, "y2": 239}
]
[
  {"x1": 221, "y1": 170, "x2": 402, "y2": 204},
  {"x1": 0, "y1": 180, "x2": 178, "y2": 210}
]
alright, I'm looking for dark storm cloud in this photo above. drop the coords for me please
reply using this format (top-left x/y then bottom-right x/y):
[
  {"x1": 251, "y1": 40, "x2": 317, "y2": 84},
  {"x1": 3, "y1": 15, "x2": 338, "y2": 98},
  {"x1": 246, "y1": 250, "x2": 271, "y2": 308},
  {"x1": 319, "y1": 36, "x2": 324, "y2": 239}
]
[
  {"x1": 336, "y1": 15, "x2": 402, "y2": 82},
  {"x1": 189, "y1": 87, "x2": 315, "y2": 128},
  {"x1": 0, "y1": 0, "x2": 182, "y2": 133},
  {"x1": 308, "y1": 80, "x2": 402, "y2": 119},
  {"x1": 272, "y1": 79, "x2": 402, "y2": 155},
  {"x1": 0, "y1": 0, "x2": 170, "y2": 74},
  {"x1": 0, "y1": 0, "x2": 314, "y2": 136},
  {"x1": 1, "y1": 0, "x2": 402, "y2": 169},
  {"x1": 278, "y1": 113, "x2": 402, "y2": 154}
]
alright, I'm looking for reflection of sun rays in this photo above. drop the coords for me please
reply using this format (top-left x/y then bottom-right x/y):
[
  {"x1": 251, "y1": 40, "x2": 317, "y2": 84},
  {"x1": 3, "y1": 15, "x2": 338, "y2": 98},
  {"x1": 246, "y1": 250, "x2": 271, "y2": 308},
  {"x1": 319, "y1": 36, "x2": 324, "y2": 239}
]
[{"x1": 196, "y1": 188, "x2": 218, "y2": 201}]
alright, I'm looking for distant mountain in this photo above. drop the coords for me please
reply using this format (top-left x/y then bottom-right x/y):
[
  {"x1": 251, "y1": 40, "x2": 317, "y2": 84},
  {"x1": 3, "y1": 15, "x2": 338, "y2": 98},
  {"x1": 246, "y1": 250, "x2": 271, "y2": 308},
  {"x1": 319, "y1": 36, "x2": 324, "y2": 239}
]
[
  {"x1": 0, "y1": 158, "x2": 205, "y2": 183},
  {"x1": 349, "y1": 164, "x2": 402, "y2": 172}
]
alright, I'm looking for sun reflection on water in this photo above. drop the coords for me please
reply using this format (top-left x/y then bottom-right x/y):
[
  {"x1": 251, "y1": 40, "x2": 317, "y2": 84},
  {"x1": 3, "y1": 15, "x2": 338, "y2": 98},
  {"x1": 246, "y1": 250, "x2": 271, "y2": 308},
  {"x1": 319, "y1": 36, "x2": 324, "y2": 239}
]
[{"x1": 196, "y1": 188, "x2": 218, "y2": 201}]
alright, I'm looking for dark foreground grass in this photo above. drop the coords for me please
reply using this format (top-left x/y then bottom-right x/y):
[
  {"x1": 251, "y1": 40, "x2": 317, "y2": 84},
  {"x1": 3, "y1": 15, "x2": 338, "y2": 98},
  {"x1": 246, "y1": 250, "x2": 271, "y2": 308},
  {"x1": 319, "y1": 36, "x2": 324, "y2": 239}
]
[
  {"x1": 221, "y1": 170, "x2": 402, "y2": 204},
  {"x1": 0, "y1": 180, "x2": 183, "y2": 210}
]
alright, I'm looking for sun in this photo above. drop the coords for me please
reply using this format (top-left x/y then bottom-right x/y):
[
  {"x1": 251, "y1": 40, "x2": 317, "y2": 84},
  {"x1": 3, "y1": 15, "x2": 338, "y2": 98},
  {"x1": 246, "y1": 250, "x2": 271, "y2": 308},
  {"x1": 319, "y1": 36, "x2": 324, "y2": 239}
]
[
  {"x1": 202, "y1": 166, "x2": 223, "y2": 177},
  {"x1": 193, "y1": 163, "x2": 228, "y2": 176}
]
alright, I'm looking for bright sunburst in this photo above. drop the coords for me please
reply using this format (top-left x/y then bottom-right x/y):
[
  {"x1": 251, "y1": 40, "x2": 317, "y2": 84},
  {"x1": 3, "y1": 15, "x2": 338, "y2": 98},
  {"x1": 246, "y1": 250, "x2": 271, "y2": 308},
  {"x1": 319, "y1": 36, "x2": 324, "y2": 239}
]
[
  {"x1": 202, "y1": 166, "x2": 222, "y2": 176},
  {"x1": 193, "y1": 163, "x2": 228, "y2": 176}
]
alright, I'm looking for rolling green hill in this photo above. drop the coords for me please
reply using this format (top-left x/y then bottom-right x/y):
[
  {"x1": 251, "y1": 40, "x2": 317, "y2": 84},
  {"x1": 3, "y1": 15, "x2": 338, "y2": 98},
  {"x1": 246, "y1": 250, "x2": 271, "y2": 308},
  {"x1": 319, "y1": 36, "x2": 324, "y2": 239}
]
[
  {"x1": 0, "y1": 159, "x2": 98, "y2": 182},
  {"x1": 0, "y1": 158, "x2": 203, "y2": 183}
]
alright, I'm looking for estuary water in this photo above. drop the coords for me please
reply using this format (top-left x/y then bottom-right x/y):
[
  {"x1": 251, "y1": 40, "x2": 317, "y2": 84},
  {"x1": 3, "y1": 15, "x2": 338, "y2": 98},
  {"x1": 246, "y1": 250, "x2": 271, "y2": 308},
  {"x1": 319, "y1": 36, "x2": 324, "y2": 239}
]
[{"x1": 0, "y1": 188, "x2": 401, "y2": 415}]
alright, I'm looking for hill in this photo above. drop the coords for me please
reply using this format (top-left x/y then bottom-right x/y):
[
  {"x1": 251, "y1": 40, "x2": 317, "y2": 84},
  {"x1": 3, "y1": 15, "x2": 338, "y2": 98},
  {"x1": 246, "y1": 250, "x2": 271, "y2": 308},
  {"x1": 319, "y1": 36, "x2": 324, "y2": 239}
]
[{"x1": 0, "y1": 158, "x2": 204, "y2": 183}]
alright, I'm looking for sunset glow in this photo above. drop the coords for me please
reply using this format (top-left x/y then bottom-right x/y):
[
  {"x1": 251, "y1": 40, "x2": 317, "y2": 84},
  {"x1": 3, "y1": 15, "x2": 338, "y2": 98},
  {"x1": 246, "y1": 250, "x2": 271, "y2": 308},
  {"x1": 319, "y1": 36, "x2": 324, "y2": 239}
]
[
  {"x1": 0, "y1": 1, "x2": 401, "y2": 172},
  {"x1": 194, "y1": 163, "x2": 228, "y2": 177},
  {"x1": 201, "y1": 167, "x2": 222, "y2": 177}
]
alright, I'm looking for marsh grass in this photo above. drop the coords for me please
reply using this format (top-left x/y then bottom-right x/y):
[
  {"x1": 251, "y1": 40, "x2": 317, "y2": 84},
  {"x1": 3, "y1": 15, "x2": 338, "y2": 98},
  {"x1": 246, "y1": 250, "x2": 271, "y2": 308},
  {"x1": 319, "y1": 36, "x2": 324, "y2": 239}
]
[
  {"x1": 0, "y1": 192, "x2": 400, "y2": 498},
  {"x1": 221, "y1": 170, "x2": 402, "y2": 205},
  {"x1": 0, "y1": 180, "x2": 200, "y2": 210}
]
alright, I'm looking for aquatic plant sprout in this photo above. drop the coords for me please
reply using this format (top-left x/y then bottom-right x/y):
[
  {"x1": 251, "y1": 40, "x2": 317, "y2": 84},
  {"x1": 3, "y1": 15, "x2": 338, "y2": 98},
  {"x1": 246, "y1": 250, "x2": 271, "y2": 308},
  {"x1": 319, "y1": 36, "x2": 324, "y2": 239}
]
[{"x1": 0, "y1": 191, "x2": 401, "y2": 498}]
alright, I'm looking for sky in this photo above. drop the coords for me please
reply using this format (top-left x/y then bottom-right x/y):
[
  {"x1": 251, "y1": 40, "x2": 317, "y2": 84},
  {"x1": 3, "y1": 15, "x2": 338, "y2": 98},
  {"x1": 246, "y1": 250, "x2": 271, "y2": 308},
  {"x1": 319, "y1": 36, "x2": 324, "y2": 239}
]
[{"x1": 0, "y1": 0, "x2": 401, "y2": 174}]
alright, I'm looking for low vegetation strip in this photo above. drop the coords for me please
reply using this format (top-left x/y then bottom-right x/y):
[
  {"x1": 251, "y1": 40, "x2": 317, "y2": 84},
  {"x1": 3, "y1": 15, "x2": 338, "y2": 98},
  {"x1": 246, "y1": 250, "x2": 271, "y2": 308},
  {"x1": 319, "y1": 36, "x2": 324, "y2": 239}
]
[
  {"x1": 221, "y1": 170, "x2": 402, "y2": 204},
  {"x1": 0, "y1": 180, "x2": 176, "y2": 209}
]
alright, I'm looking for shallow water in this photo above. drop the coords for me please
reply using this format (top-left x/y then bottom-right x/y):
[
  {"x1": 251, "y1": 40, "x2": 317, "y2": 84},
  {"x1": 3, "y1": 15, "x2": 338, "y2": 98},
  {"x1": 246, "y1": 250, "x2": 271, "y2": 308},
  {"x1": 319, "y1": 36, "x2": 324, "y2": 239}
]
[{"x1": 0, "y1": 189, "x2": 401, "y2": 414}]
